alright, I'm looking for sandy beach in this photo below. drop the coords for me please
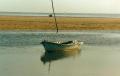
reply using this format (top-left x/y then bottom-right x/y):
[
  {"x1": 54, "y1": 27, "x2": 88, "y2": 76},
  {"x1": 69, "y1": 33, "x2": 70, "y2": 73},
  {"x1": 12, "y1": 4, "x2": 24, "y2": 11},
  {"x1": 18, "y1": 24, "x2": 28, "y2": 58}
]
[{"x1": 0, "y1": 16, "x2": 120, "y2": 30}]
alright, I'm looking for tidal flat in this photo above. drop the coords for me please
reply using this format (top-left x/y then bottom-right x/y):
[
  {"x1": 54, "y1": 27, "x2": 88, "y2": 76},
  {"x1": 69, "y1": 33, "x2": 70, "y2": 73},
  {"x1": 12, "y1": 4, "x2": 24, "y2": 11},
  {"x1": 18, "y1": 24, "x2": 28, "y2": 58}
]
[{"x1": 0, "y1": 16, "x2": 120, "y2": 30}]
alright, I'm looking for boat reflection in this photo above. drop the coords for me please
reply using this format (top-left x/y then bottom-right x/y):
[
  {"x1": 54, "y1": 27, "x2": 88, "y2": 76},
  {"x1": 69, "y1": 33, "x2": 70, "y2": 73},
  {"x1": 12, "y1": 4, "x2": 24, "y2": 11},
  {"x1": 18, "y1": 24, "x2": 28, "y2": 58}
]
[
  {"x1": 41, "y1": 49, "x2": 81, "y2": 72},
  {"x1": 41, "y1": 50, "x2": 81, "y2": 64}
]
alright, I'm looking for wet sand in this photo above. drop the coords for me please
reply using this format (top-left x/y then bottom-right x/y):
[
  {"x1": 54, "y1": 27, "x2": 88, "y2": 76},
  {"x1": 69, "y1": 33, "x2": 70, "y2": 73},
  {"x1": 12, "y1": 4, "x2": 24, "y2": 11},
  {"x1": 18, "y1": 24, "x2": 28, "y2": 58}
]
[{"x1": 0, "y1": 16, "x2": 120, "y2": 30}]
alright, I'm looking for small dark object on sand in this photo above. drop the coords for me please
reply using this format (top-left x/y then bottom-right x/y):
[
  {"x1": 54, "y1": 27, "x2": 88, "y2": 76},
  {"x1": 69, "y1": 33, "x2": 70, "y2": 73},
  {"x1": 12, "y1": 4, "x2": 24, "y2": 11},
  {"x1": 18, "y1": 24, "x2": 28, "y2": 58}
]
[{"x1": 49, "y1": 14, "x2": 53, "y2": 17}]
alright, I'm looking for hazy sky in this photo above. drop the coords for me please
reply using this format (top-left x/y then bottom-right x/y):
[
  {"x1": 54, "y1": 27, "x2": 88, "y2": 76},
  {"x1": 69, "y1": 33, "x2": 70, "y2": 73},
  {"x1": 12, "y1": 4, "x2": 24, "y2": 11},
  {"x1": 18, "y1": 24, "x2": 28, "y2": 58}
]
[{"x1": 0, "y1": 0, "x2": 120, "y2": 13}]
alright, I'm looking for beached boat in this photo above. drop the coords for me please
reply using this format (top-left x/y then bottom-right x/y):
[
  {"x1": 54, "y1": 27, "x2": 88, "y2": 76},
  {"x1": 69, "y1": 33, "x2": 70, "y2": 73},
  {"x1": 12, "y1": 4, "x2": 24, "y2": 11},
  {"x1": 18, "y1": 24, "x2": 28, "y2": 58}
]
[{"x1": 41, "y1": 40, "x2": 83, "y2": 52}]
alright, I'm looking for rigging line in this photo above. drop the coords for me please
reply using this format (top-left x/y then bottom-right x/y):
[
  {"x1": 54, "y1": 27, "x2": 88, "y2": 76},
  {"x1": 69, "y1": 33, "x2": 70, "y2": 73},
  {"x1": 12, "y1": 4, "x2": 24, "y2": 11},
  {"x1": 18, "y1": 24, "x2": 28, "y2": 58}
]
[{"x1": 51, "y1": 0, "x2": 58, "y2": 33}]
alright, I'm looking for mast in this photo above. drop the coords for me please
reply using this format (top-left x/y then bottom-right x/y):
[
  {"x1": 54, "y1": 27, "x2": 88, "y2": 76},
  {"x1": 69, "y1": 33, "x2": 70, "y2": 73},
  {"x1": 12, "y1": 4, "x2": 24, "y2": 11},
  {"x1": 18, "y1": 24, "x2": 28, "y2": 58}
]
[{"x1": 50, "y1": 0, "x2": 58, "y2": 33}]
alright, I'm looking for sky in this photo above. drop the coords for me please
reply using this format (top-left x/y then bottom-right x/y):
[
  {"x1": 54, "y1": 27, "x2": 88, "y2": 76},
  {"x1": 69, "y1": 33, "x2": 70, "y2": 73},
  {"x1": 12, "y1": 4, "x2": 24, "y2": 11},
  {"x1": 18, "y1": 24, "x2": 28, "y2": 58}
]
[{"x1": 0, "y1": 0, "x2": 120, "y2": 14}]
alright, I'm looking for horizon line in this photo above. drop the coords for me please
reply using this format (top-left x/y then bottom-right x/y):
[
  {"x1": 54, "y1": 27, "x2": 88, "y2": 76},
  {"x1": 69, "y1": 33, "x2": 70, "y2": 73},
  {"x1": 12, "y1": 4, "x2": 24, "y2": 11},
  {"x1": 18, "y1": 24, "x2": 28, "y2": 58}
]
[{"x1": 0, "y1": 11, "x2": 120, "y2": 14}]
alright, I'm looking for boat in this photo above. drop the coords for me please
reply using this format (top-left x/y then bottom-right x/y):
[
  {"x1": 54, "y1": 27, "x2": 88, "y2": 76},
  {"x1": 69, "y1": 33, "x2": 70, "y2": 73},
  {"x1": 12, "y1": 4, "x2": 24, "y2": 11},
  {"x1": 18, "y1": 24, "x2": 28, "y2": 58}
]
[
  {"x1": 41, "y1": 0, "x2": 84, "y2": 52},
  {"x1": 41, "y1": 40, "x2": 83, "y2": 52}
]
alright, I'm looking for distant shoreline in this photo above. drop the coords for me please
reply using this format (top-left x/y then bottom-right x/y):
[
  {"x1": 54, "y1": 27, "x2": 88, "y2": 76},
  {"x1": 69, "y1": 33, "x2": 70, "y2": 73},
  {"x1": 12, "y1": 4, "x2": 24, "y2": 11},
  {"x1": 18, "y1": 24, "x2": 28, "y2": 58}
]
[
  {"x1": 1, "y1": 30, "x2": 120, "y2": 33},
  {"x1": 0, "y1": 12, "x2": 120, "y2": 18},
  {"x1": 0, "y1": 16, "x2": 120, "y2": 30}
]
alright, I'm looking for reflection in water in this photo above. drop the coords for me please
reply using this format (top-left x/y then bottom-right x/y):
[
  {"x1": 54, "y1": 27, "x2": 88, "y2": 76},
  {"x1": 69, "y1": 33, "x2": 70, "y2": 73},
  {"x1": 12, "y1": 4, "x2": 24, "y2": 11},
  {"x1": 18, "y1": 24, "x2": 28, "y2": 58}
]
[{"x1": 41, "y1": 49, "x2": 81, "y2": 72}]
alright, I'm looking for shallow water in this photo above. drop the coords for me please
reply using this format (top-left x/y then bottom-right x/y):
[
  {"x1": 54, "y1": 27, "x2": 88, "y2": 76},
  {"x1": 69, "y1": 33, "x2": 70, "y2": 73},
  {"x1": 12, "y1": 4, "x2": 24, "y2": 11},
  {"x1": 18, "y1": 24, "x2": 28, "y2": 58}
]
[{"x1": 1, "y1": 31, "x2": 120, "y2": 76}]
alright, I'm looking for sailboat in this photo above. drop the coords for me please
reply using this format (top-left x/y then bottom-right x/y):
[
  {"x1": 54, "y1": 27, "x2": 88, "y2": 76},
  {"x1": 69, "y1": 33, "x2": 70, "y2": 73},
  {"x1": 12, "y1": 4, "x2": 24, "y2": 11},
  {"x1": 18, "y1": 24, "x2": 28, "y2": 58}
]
[{"x1": 41, "y1": 0, "x2": 83, "y2": 52}]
